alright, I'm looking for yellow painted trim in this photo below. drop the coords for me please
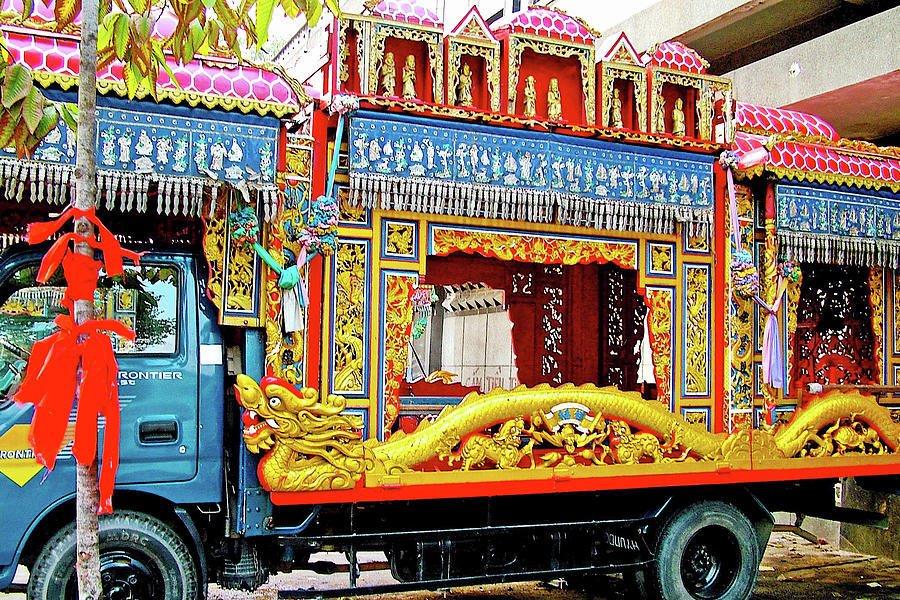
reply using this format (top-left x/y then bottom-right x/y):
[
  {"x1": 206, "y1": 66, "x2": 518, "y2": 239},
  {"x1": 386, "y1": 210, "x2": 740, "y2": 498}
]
[{"x1": 32, "y1": 70, "x2": 299, "y2": 118}]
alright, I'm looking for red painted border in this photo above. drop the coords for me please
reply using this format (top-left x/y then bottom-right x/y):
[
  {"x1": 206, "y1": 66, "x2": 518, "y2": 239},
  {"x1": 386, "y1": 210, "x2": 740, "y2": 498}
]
[{"x1": 270, "y1": 461, "x2": 900, "y2": 506}]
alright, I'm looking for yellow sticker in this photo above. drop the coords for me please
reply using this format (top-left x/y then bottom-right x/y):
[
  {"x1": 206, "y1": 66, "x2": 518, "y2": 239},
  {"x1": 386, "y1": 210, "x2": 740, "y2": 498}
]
[{"x1": 0, "y1": 424, "x2": 44, "y2": 487}]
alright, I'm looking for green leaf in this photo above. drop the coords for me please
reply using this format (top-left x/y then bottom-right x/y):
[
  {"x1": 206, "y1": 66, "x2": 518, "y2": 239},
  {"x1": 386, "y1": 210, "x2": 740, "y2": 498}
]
[
  {"x1": 130, "y1": 14, "x2": 151, "y2": 44},
  {"x1": 22, "y1": 86, "x2": 43, "y2": 133},
  {"x1": 2, "y1": 65, "x2": 33, "y2": 109},
  {"x1": 98, "y1": 13, "x2": 117, "y2": 51},
  {"x1": 305, "y1": 0, "x2": 323, "y2": 27},
  {"x1": 21, "y1": 0, "x2": 33, "y2": 18},
  {"x1": 201, "y1": 0, "x2": 216, "y2": 8},
  {"x1": 13, "y1": 121, "x2": 29, "y2": 157},
  {"x1": 56, "y1": 102, "x2": 78, "y2": 132},
  {"x1": 54, "y1": 0, "x2": 78, "y2": 29},
  {"x1": 323, "y1": 0, "x2": 341, "y2": 18},
  {"x1": 152, "y1": 42, "x2": 179, "y2": 89},
  {"x1": 280, "y1": 0, "x2": 298, "y2": 19},
  {"x1": 113, "y1": 14, "x2": 130, "y2": 59},
  {"x1": 185, "y1": 20, "x2": 206, "y2": 62},
  {"x1": 124, "y1": 61, "x2": 140, "y2": 98},
  {"x1": 33, "y1": 105, "x2": 58, "y2": 139},
  {"x1": 130, "y1": 0, "x2": 147, "y2": 14},
  {"x1": 255, "y1": 0, "x2": 275, "y2": 49},
  {"x1": 0, "y1": 111, "x2": 17, "y2": 148}
]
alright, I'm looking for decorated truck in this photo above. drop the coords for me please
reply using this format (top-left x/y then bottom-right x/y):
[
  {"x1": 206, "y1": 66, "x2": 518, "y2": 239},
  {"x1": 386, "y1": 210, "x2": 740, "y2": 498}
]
[{"x1": 3, "y1": 3, "x2": 900, "y2": 600}]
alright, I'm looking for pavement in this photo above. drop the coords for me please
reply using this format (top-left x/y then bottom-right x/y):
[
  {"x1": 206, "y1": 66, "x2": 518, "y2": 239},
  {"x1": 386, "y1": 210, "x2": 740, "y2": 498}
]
[{"x1": 4, "y1": 531, "x2": 900, "y2": 599}]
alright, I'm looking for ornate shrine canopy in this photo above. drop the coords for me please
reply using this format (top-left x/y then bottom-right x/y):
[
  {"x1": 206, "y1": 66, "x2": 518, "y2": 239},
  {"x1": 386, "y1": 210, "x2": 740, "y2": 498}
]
[
  {"x1": 733, "y1": 102, "x2": 900, "y2": 266},
  {"x1": 368, "y1": 0, "x2": 441, "y2": 27},
  {"x1": 736, "y1": 102, "x2": 838, "y2": 141},
  {"x1": 0, "y1": 0, "x2": 302, "y2": 117},
  {"x1": 648, "y1": 41, "x2": 708, "y2": 74},
  {"x1": 490, "y1": 7, "x2": 595, "y2": 44},
  {"x1": 348, "y1": 111, "x2": 714, "y2": 235}
]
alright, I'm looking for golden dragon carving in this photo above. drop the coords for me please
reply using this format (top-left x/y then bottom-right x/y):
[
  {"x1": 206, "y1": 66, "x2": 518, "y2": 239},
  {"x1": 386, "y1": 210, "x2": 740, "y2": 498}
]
[{"x1": 235, "y1": 376, "x2": 900, "y2": 492}]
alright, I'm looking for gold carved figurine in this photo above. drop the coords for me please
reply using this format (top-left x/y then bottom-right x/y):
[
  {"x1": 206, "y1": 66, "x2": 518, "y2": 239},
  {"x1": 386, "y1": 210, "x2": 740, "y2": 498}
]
[
  {"x1": 401, "y1": 54, "x2": 417, "y2": 100},
  {"x1": 381, "y1": 51, "x2": 396, "y2": 96},
  {"x1": 672, "y1": 98, "x2": 686, "y2": 137},
  {"x1": 610, "y1": 88, "x2": 623, "y2": 129},
  {"x1": 547, "y1": 77, "x2": 562, "y2": 121},
  {"x1": 523, "y1": 75, "x2": 536, "y2": 117},
  {"x1": 457, "y1": 63, "x2": 474, "y2": 107},
  {"x1": 655, "y1": 92, "x2": 666, "y2": 134}
]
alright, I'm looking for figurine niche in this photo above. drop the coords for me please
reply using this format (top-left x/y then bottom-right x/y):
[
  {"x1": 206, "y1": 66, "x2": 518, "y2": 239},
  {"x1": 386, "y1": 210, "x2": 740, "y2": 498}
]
[
  {"x1": 523, "y1": 76, "x2": 536, "y2": 117},
  {"x1": 547, "y1": 78, "x2": 562, "y2": 121},
  {"x1": 402, "y1": 55, "x2": 417, "y2": 100},
  {"x1": 381, "y1": 52, "x2": 396, "y2": 96},
  {"x1": 610, "y1": 88, "x2": 623, "y2": 128},
  {"x1": 457, "y1": 64, "x2": 474, "y2": 107},
  {"x1": 672, "y1": 98, "x2": 686, "y2": 137}
]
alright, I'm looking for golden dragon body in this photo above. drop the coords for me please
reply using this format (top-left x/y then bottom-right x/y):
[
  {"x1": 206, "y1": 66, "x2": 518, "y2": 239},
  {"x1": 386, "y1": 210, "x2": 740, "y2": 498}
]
[{"x1": 235, "y1": 375, "x2": 900, "y2": 492}]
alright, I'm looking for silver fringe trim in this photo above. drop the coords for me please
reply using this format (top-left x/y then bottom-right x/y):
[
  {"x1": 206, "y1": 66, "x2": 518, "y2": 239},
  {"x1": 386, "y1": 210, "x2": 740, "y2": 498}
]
[
  {"x1": 349, "y1": 172, "x2": 713, "y2": 237},
  {"x1": 0, "y1": 158, "x2": 280, "y2": 221},
  {"x1": 778, "y1": 230, "x2": 900, "y2": 268}
]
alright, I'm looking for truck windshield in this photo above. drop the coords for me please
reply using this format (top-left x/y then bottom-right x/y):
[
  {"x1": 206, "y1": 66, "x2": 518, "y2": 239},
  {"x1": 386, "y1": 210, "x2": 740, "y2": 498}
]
[{"x1": 0, "y1": 261, "x2": 179, "y2": 407}]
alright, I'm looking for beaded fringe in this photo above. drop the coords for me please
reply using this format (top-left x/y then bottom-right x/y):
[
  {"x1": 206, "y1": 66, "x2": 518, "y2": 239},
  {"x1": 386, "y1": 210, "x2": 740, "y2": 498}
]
[
  {"x1": 349, "y1": 172, "x2": 713, "y2": 238},
  {"x1": 779, "y1": 230, "x2": 900, "y2": 268},
  {"x1": 0, "y1": 158, "x2": 280, "y2": 222}
]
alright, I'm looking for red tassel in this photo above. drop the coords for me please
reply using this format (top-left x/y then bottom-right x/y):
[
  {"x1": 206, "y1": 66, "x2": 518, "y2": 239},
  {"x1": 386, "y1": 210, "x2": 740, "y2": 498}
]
[{"x1": 26, "y1": 208, "x2": 75, "y2": 244}]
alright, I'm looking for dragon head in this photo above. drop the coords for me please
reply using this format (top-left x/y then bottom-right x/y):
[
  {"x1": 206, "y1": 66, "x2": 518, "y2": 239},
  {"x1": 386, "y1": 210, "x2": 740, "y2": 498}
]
[
  {"x1": 234, "y1": 374, "x2": 361, "y2": 454},
  {"x1": 234, "y1": 374, "x2": 279, "y2": 453}
]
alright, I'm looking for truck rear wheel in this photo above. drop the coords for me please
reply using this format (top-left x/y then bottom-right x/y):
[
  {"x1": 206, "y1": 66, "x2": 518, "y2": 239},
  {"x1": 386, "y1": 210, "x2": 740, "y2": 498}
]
[
  {"x1": 27, "y1": 510, "x2": 199, "y2": 600},
  {"x1": 649, "y1": 501, "x2": 760, "y2": 600}
]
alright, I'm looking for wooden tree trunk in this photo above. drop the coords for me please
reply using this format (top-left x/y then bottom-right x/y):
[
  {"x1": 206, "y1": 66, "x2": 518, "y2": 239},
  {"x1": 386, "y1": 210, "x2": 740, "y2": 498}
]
[{"x1": 74, "y1": 0, "x2": 101, "y2": 597}]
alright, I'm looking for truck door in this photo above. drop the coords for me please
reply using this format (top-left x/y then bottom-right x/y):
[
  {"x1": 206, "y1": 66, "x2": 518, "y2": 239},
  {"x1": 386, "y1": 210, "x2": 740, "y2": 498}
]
[
  {"x1": 0, "y1": 252, "x2": 199, "y2": 487},
  {"x1": 104, "y1": 256, "x2": 199, "y2": 483}
]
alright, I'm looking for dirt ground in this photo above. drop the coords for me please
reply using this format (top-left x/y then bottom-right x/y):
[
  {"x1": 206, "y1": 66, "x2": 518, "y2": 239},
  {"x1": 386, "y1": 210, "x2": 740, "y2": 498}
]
[{"x1": 5, "y1": 531, "x2": 900, "y2": 599}]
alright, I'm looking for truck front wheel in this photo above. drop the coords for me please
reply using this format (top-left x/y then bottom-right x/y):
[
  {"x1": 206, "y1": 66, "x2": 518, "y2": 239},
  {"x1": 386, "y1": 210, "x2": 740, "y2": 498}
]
[
  {"x1": 650, "y1": 501, "x2": 760, "y2": 600},
  {"x1": 27, "y1": 510, "x2": 199, "y2": 600}
]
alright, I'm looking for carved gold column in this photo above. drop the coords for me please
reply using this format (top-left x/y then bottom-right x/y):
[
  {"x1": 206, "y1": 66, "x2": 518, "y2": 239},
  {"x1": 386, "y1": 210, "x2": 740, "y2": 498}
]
[
  {"x1": 762, "y1": 184, "x2": 778, "y2": 415},
  {"x1": 730, "y1": 185, "x2": 754, "y2": 417},
  {"x1": 647, "y1": 288, "x2": 673, "y2": 408},
  {"x1": 870, "y1": 267, "x2": 884, "y2": 384}
]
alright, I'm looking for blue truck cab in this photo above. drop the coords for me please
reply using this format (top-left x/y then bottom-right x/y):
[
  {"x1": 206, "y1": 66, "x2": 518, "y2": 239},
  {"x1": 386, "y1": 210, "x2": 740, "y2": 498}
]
[{"x1": 0, "y1": 246, "x2": 233, "y2": 596}]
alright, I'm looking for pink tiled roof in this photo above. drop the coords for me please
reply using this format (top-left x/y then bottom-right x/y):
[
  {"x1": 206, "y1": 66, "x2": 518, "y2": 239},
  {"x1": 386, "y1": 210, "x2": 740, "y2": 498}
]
[
  {"x1": 3, "y1": 28, "x2": 299, "y2": 115},
  {"x1": 648, "y1": 41, "x2": 708, "y2": 74},
  {"x1": 370, "y1": 0, "x2": 441, "y2": 26},
  {"x1": 734, "y1": 131, "x2": 900, "y2": 190},
  {"x1": 736, "y1": 102, "x2": 839, "y2": 142},
  {"x1": 490, "y1": 8, "x2": 594, "y2": 44}
]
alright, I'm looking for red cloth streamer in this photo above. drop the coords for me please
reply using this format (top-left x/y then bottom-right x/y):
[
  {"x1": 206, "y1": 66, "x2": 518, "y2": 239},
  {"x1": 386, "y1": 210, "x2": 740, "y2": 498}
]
[
  {"x1": 18, "y1": 207, "x2": 140, "y2": 515},
  {"x1": 27, "y1": 206, "x2": 143, "y2": 279},
  {"x1": 14, "y1": 315, "x2": 134, "y2": 514}
]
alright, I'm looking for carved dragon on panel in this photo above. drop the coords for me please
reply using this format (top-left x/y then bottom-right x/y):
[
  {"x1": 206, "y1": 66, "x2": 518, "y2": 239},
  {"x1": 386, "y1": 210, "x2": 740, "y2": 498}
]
[{"x1": 235, "y1": 376, "x2": 900, "y2": 492}]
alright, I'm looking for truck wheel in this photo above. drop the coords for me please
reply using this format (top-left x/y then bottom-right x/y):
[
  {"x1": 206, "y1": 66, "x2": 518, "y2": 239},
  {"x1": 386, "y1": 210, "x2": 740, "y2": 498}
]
[
  {"x1": 27, "y1": 510, "x2": 199, "y2": 600},
  {"x1": 650, "y1": 501, "x2": 760, "y2": 600}
]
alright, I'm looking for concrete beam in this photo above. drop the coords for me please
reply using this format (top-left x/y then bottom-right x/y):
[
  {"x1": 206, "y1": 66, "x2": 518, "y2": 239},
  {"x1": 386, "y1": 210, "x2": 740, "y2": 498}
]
[
  {"x1": 576, "y1": 0, "x2": 797, "y2": 55},
  {"x1": 726, "y1": 6, "x2": 900, "y2": 139}
]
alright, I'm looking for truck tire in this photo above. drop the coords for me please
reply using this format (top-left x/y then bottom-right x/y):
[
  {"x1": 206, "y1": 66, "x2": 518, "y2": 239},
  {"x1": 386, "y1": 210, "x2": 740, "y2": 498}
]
[
  {"x1": 27, "y1": 510, "x2": 199, "y2": 600},
  {"x1": 649, "y1": 501, "x2": 760, "y2": 600}
]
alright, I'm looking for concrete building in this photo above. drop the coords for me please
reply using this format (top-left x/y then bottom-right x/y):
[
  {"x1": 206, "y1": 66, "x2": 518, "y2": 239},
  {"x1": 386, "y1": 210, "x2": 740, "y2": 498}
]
[{"x1": 543, "y1": 0, "x2": 899, "y2": 145}]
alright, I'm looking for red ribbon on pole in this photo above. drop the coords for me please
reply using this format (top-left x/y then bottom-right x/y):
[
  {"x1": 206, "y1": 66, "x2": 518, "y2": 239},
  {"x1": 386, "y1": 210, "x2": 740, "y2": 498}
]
[{"x1": 17, "y1": 206, "x2": 140, "y2": 514}]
